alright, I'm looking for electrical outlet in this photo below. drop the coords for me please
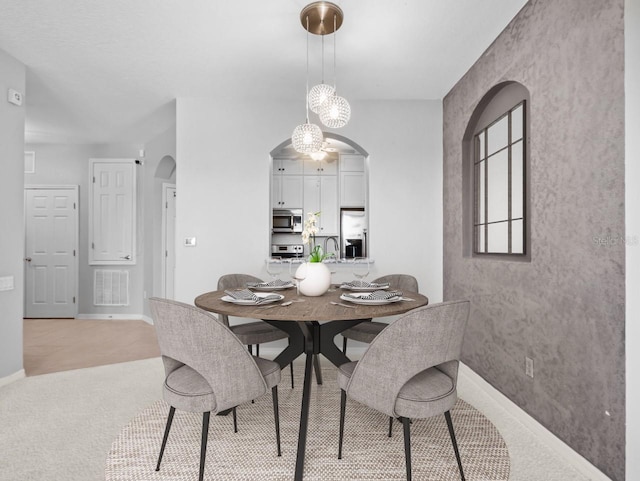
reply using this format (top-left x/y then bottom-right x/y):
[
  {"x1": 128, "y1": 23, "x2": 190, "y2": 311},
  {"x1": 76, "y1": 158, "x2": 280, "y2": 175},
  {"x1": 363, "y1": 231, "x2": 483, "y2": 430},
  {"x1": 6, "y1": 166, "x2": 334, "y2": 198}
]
[{"x1": 525, "y1": 357, "x2": 534, "y2": 378}]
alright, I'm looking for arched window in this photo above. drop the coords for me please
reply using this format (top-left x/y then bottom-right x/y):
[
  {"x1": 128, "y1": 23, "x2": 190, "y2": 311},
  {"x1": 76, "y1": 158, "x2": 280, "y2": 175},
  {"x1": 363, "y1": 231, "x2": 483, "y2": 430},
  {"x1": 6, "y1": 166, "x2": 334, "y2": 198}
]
[{"x1": 463, "y1": 81, "x2": 530, "y2": 259}]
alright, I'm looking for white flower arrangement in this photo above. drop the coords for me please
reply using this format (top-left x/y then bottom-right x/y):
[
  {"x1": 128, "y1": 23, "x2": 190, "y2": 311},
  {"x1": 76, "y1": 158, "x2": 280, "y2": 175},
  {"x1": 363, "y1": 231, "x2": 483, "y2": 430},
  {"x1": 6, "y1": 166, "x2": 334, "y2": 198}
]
[{"x1": 302, "y1": 211, "x2": 327, "y2": 262}]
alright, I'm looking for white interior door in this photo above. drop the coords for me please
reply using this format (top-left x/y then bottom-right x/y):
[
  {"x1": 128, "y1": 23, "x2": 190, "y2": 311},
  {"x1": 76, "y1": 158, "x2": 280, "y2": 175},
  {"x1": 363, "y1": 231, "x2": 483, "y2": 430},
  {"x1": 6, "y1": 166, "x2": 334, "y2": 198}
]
[
  {"x1": 162, "y1": 184, "x2": 176, "y2": 298},
  {"x1": 24, "y1": 186, "x2": 79, "y2": 318}
]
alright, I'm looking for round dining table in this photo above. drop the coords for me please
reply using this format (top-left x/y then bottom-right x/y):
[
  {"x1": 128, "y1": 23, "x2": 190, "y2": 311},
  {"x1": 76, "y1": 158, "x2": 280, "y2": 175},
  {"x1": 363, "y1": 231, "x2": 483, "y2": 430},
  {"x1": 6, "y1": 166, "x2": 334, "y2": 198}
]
[{"x1": 194, "y1": 285, "x2": 429, "y2": 481}]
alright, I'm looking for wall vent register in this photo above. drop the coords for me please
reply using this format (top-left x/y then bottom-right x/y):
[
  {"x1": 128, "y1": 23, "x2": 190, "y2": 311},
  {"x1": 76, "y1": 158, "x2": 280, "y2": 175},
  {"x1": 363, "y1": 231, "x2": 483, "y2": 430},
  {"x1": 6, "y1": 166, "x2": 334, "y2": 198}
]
[{"x1": 94, "y1": 269, "x2": 129, "y2": 306}]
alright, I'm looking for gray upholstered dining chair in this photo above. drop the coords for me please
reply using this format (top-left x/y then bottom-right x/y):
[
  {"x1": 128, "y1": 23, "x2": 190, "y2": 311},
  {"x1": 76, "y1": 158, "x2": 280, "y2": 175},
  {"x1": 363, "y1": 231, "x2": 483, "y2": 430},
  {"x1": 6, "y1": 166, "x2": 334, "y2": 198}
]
[
  {"x1": 341, "y1": 274, "x2": 420, "y2": 354},
  {"x1": 337, "y1": 300, "x2": 470, "y2": 481},
  {"x1": 149, "y1": 297, "x2": 282, "y2": 481},
  {"x1": 217, "y1": 274, "x2": 296, "y2": 387}
]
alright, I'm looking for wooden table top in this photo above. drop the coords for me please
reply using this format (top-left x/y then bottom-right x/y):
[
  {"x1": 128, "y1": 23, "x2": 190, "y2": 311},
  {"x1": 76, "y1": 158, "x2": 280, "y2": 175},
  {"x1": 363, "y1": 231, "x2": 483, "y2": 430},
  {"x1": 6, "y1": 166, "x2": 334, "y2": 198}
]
[{"x1": 194, "y1": 286, "x2": 429, "y2": 322}]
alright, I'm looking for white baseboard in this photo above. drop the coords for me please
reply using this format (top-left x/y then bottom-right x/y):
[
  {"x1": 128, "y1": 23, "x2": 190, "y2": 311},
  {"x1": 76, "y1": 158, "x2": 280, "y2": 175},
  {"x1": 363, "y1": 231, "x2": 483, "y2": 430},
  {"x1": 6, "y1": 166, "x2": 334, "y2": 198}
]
[
  {"x1": 141, "y1": 315, "x2": 154, "y2": 325},
  {"x1": 0, "y1": 369, "x2": 25, "y2": 388},
  {"x1": 458, "y1": 363, "x2": 612, "y2": 481}
]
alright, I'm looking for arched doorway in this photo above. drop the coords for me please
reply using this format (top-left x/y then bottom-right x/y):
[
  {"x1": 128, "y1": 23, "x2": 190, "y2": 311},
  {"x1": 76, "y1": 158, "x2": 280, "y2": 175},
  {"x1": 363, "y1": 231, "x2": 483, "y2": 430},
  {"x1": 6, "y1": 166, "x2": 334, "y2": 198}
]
[{"x1": 269, "y1": 134, "x2": 370, "y2": 260}]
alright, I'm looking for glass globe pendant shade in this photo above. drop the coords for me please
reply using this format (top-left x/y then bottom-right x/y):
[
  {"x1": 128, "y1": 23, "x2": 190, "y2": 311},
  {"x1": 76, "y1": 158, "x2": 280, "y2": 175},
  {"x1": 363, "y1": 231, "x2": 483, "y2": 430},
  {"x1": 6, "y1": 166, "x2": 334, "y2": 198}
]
[
  {"x1": 319, "y1": 94, "x2": 351, "y2": 128},
  {"x1": 308, "y1": 83, "x2": 335, "y2": 114},
  {"x1": 291, "y1": 122, "x2": 324, "y2": 154}
]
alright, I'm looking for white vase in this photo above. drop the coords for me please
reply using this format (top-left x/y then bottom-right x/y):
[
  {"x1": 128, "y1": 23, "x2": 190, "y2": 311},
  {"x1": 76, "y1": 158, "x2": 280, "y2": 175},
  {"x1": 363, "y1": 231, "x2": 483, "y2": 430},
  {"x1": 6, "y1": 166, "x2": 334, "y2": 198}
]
[{"x1": 296, "y1": 262, "x2": 331, "y2": 297}]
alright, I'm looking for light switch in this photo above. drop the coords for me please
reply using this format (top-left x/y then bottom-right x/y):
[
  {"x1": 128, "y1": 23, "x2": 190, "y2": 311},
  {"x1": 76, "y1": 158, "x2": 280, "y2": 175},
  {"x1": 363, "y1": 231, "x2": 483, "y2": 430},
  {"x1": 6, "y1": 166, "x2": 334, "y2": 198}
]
[
  {"x1": 7, "y1": 89, "x2": 23, "y2": 106},
  {"x1": 184, "y1": 237, "x2": 197, "y2": 247},
  {"x1": 0, "y1": 276, "x2": 15, "y2": 291}
]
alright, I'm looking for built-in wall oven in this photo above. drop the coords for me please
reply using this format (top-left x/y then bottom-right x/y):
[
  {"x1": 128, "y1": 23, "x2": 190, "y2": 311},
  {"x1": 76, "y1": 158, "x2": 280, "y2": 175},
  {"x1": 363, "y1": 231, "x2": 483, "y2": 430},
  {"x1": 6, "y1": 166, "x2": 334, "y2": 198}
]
[{"x1": 272, "y1": 208, "x2": 303, "y2": 233}]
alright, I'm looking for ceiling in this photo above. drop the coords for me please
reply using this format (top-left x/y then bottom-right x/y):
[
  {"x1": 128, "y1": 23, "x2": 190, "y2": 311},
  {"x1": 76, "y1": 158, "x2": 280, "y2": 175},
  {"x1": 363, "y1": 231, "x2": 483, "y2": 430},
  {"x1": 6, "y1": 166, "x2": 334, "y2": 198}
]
[{"x1": 0, "y1": 0, "x2": 527, "y2": 145}]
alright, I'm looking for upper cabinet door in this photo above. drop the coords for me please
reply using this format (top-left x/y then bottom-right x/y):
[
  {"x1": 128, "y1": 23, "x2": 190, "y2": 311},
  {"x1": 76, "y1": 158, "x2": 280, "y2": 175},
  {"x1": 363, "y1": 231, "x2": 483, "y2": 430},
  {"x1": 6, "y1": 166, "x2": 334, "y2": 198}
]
[
  {"x1": 89, "y1": 159, "x2": 136, "y2": 265},
  {"x1": 274, "y1": 158, "x2": 304, "y2": 175},
  {"x1": 279, "y1": 175, "x2": 304, "y2": 208},
  {"x1": 303, "y1": 158, "x2": 338, "y2": 175}
]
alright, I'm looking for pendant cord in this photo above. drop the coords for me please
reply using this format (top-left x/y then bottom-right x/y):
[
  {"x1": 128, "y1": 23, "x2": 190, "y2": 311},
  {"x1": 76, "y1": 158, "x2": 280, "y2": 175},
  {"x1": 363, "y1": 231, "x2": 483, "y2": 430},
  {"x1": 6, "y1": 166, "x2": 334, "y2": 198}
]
[
  {"x1": 305, "y1": 15, "x2": 310, "y2": 122},
  {"x1": 333, "y1": 14, "x2": 337, "y2": 92},
  {"x1": 321, "y1": 32, "x2": 325, "y2": 83}
]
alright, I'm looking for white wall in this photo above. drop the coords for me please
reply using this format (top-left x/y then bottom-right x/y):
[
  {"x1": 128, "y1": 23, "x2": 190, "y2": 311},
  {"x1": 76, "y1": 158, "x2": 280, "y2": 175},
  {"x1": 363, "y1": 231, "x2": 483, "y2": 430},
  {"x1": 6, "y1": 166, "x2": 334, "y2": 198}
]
[
  {"x1": 24, "y1": 143, "x2": 147, "y2": 316},
  {"x1": 626, "y1": 0, "x2": 640, "y2": 478},
  {"x1": 175, "y1": 97, "x2": 443, "y2": 305},
  {"x1": 141, "y1": 123, "x2": 177, "y2": 318},
  {"x1": 0, "y1": 49, "x2": 26, "y2": 379}
]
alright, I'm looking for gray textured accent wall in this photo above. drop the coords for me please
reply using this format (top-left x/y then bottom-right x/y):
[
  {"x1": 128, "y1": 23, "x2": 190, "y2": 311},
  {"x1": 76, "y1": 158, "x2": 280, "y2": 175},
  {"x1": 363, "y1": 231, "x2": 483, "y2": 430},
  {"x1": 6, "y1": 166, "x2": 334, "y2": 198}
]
[{"x1": 442, "y1": 1, "x2": 625, "y2": 479}]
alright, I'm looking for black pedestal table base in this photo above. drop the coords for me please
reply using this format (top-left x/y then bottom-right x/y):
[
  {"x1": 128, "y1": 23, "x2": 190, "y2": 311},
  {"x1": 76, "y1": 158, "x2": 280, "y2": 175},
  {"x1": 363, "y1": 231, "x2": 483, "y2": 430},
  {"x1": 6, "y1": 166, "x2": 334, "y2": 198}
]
[{"x1": 263, "y1": 319, "x2": 367, "y2": 481}]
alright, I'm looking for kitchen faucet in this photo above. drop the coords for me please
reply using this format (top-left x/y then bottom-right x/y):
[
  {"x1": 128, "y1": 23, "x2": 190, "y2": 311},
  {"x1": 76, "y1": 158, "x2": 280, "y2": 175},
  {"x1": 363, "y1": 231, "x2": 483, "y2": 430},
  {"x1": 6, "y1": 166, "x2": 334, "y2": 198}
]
[{"x1": 324, "y1": 236, "x2": 339, "y2": 258}]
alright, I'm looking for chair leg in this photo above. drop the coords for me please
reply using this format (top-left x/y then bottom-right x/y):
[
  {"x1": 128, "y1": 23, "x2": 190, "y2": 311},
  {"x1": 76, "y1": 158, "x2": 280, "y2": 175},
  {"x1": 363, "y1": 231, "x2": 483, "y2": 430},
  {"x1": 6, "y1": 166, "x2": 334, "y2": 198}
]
[
  {"x1": 249, "y1": 344, "x2": 255, "y2": 403},
  {"x1": 199, "y1": 412, "x2": 211, "y2": 481},
  {"x1": 388, "y1": 416, "x2": 394, "y2": 437},
  {"x1": 272, "y1": 386, "x2": 282, "y2": 456},
  {"x1": 444, "y1": 411, "x2": 466, "y2": 481},
  {"x1": 232, "y1": 407, "x2": 238, "y2": 433},
  {"x1": 402, "y1": 417, "x2": 412, "y2": 481},
  {"x1": 155, "y1": 406, "x2": 176, "y2": 471},
  {"x1": 290, "y1": 362, "x2": 295, "y2": 389},
  {"x1": 338, "y1": 389, "x2": 347, "y2": 459},
  {"x1": 256, "y1": 343, "x2": 260, "y2": 357},
  {"x1": 342, "y1": 336, "x2": 348, "y2": 354}
]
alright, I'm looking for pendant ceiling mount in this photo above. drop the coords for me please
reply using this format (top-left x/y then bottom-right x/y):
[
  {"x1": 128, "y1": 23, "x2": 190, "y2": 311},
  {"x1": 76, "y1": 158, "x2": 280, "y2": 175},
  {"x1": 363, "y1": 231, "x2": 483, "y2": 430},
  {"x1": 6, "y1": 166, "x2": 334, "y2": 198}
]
[{"x1": 300, "y1": 1, "x2": 344, "y2": 35}]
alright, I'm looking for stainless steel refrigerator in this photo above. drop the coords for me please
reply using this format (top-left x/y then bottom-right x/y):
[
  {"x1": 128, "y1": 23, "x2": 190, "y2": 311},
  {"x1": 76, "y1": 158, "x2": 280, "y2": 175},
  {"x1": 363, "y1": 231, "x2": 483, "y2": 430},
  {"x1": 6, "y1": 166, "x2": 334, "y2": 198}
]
[{"x1": 340, "y1": 208, "x2": 367, "y2": 258}]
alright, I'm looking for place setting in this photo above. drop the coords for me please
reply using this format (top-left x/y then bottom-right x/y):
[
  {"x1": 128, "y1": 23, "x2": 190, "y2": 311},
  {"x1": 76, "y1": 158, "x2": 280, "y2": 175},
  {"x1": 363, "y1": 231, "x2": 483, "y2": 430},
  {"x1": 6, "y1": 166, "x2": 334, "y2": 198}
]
[
  {"x1": 221, "y1": 288, "x2": 284, "y2": 305},
  {"x1": 334, "y1": 258, "x2": 413, "y2": 306},
  {"x1": 339, "y1": 289, "x2": 405, "y2": 305},
  {"x1": 246, "y1": 257, "x2": 295, "y2": 291}
]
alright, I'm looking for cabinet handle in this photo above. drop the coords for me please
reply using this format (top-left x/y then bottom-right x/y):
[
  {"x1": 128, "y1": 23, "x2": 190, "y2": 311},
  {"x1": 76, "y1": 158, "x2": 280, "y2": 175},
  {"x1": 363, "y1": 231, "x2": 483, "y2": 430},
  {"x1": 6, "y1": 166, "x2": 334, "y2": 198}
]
[{"x1": 25, "y1": 257, "x2": 32, "y2": 262}]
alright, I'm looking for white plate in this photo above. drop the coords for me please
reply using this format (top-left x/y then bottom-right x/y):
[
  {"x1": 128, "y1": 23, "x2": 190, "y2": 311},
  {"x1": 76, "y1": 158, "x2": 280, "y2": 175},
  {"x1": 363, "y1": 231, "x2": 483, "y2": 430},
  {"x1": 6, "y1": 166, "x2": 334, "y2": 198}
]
[
  {"x1": 340, "y1": 283, "x2": 390, "y2": 292},
  {"x1": 221, "y1": 292, "x2": 285, "y2": 305},
  {"x1": 340, "y1": 293, "x2": 402, "y2": 305},
  {"x1": 248, "y1": 283, "x2": 294, "y2": 291}
]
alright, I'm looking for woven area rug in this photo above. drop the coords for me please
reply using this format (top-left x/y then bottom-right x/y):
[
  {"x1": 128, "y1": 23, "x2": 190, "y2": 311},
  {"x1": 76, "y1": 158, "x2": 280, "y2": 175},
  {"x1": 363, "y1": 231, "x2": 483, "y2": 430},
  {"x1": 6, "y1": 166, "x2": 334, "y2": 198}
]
[{"x1": 105, "y1": 367, "x2": 509, "y2": 480}]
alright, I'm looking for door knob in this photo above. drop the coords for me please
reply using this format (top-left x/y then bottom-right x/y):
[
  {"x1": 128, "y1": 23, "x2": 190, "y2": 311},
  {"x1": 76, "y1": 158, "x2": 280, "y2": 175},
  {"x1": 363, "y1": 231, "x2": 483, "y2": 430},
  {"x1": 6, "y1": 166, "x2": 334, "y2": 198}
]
[{"x1": 25, "y1": 257, "x2": 32, "y2": 262}]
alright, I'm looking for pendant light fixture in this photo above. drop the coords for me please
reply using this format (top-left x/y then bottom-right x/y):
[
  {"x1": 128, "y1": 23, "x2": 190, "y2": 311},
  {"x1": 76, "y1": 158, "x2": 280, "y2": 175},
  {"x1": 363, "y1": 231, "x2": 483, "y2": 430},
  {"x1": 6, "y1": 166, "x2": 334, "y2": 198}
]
[
  {"x1": 319, "y1": 7, "x2": 350, "y2": 129},
  {"x1": 308, "y1": 33, "x2": 335, "y2": 114},
  {"x1": 291, "y1": 1, "x2": 350, "y2": 153},
  {"x1": 291, "y1": 15, "x2": 324, "y2": 154}
]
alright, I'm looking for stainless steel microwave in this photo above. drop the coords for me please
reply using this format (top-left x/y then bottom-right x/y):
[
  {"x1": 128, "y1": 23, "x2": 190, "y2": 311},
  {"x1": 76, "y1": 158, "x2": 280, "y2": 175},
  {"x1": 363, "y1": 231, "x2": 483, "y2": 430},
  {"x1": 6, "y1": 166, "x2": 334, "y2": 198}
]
[{"x1": 272, "y1": 209, "x2": 303, "y2": 233}]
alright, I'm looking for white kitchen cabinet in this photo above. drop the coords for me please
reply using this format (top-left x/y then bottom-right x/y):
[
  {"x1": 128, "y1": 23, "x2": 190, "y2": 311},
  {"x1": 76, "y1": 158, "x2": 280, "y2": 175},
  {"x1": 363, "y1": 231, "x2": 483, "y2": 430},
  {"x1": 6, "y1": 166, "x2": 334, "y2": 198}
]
[
  {"x1": 273, "y1": 158, "x2": 304, "y2": 208},
  {"x1": 340, "y1": 171, "x2": 365, "y2": 207},
  {"x1": 273, "y1": 174, "x2": 303, "y2": 209},
  {"x1": 340, "y1": 154, "x2": 365, "y2": 172},
  {"x1": 274, "y1": 157, "x2": 304, "y2": 175},
  {"x1": 303, "y1": 176, "x2": 338, "y2": 235},
  {"x1": 303, "y1": 157, "x2": 338, "y2": 175}
]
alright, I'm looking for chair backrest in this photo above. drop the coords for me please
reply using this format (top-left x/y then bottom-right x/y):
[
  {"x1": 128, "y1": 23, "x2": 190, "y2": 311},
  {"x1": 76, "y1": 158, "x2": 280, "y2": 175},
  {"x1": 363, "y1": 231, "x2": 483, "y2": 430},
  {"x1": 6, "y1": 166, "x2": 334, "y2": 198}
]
[
  {"x1": 149, "y1": 297, "x2": 267, "y2": 412},
  {"x1": 216, "y1": 274, "x2": 263, "y2": 327},
  {"x1": 373, "y1": 274, "x2": 419, "y2": 292},
  {"x1": 346, "y1": 300, "x2": 470, "y2": 417}
]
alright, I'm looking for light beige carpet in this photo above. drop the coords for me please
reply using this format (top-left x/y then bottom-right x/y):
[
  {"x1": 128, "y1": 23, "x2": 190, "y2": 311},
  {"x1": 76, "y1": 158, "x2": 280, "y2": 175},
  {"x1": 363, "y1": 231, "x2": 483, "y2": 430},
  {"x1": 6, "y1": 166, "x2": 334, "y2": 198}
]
[{"x1": 106, "y1": 367, "x2": 509, "y2": 480}]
